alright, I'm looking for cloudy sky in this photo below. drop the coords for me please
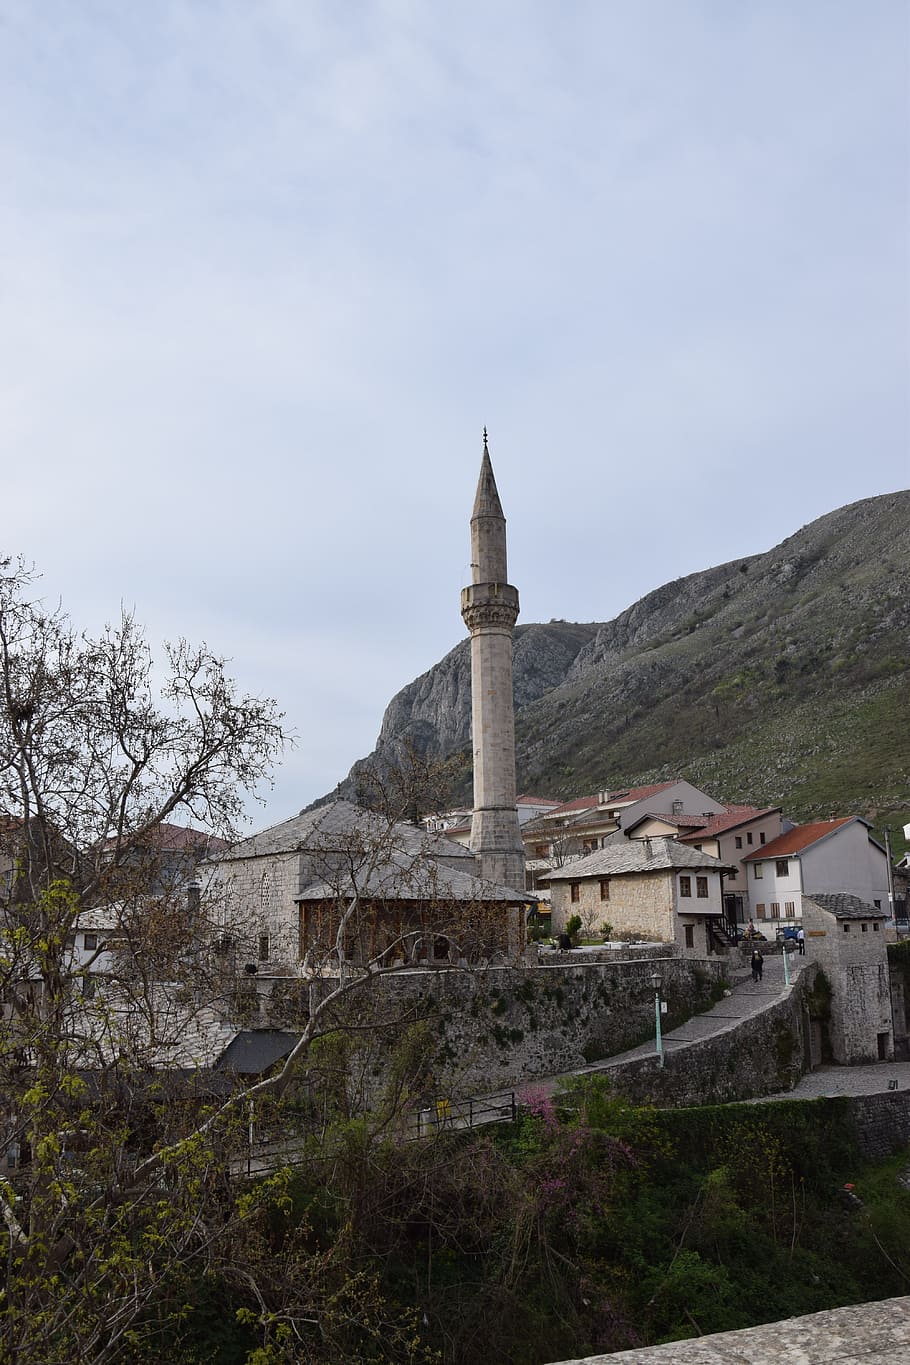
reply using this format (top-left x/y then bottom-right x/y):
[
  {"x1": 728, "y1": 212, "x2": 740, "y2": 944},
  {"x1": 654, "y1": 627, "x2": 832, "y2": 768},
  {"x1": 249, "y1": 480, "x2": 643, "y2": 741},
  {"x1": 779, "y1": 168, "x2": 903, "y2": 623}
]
[{"x1": 1, "y1": 2, "x2": 908, "y2": 826}]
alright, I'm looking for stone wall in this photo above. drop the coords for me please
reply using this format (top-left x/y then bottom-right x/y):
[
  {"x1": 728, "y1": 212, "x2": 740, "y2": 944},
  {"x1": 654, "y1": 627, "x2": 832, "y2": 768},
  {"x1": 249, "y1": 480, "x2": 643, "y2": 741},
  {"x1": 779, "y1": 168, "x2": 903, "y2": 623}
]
[
  {"x1": 259, "y1": 955, "x2": 729, "y2": 1098},
  {"x1": 802, "y1": 900, "x2": 892, "y2": 1063},
  {"x1": 845, "y1": 1089, "x2": 910, "y2": 1160},
  {"x1": 551, "y1": 870, "x2": 673, "y2": 941},
  {"x1": 595, "y1": 967, "x2": 817, "y2": 1107}
]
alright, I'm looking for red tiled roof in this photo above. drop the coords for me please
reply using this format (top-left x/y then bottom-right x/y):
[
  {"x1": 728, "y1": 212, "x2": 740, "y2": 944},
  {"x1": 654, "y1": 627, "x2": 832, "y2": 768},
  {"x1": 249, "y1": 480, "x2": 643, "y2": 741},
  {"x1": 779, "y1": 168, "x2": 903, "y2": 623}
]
[
  {"x1": 103, "y1": 822, "x2": 230, "y2": 853},
  {"x1": 679, "y1": 806, "x2": 781, "y2": 842},
  {"x1": 545, "y1": 781, "x2": 682, "y2": 820},
  {"x1": 516, "y1": 795, "x2": 561, "y2": 806},
  {"x1": 742, "y1": 818, "x2": 856, "y2": 861}
]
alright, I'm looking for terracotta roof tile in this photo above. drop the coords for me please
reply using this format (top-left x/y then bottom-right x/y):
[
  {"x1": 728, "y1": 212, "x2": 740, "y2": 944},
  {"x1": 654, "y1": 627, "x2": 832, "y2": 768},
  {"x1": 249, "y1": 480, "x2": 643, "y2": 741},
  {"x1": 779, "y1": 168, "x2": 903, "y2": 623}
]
[
  {"x1": 742, "y1": 818, "x2": 856, "y2": 860},
  {"x1": 678, "y1": 807, "x2": 781, "y2": 841}
]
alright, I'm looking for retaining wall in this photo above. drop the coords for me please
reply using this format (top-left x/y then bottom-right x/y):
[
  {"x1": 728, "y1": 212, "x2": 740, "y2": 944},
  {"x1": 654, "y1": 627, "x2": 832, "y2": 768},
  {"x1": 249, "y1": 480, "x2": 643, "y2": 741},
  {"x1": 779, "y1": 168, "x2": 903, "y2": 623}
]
[
  {"x1": 596, "y1": 967, "x2": 817, "y2": 1106},
  {"x1": 252, "y1": 955, "x2": 729, "y2": 1097}
]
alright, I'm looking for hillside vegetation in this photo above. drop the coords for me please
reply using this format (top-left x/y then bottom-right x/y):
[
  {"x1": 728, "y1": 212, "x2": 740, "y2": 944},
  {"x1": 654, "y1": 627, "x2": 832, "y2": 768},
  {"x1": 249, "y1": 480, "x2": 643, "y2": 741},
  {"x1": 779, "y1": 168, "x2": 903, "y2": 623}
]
[{"x1": 335, "y1": 491, "x2": 910, "y2": 852}]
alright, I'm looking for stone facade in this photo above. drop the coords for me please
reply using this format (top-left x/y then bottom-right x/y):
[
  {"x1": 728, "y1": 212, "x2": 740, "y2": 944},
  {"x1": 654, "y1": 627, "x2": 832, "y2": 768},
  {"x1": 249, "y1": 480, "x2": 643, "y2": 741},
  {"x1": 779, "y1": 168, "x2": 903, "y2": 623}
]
[
  {"x1": 551, "y1": 1295, "x2": 910, "y2": 1364},
  {"x1": 546, "y1": 838, "x2": 725, "y2": 958},
  {"x1": 801, "y1": 894, "x2": 892, "y2": 1063},
  {"x1": 258, "y1": 954, "x2": 729, "y2": 1097}
]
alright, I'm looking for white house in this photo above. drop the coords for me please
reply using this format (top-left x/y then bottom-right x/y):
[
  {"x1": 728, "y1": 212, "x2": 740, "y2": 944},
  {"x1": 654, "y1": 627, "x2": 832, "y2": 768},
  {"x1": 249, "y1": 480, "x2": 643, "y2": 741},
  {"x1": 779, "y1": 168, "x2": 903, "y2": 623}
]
[{"x1": 742, "y1": 818, "x2": 891, "y2": 930}]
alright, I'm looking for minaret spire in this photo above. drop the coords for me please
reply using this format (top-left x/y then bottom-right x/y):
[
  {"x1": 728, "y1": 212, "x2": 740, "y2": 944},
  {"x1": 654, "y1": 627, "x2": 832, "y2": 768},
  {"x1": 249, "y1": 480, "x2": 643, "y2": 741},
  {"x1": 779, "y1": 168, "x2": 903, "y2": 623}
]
[{"x1": 460, "y1": 433, "x2": 525, "y2": 893}]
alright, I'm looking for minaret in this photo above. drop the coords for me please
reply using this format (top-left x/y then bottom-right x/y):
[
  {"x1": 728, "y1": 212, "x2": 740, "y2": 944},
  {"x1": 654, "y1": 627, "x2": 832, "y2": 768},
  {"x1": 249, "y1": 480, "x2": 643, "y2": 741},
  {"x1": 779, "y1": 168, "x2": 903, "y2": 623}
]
[{"x1": 460, "y1": 431, "x2": 525, "y2": 890}]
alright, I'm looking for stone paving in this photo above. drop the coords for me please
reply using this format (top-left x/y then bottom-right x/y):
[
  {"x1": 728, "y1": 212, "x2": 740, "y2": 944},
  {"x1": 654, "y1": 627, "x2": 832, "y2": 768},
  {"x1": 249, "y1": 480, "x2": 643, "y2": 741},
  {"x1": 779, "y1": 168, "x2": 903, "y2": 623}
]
[
  {"x1": 566, "y1": 951, "x2": 807, "y2": 1080},
  {"x1": 758, "y1": 1059, "x2": 910, "y2": 1101},
  {"x1": 550, "y1": 1294, "x2": 910, "y2": 1363}
]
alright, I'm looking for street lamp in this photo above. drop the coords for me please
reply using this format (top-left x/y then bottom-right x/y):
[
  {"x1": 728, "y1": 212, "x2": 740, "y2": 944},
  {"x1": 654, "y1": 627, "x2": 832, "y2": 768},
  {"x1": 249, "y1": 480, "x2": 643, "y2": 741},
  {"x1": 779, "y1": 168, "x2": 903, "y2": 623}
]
[{"x1": 650, "y1": 971, "x2": 664, "y2": 1069}]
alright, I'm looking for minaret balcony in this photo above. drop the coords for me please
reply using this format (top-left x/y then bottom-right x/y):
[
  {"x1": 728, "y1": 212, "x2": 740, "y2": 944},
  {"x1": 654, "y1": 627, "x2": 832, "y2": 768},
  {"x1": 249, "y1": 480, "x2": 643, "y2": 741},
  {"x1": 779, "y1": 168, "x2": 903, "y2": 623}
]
[{"x1": 461, "y1": 582, "x2": 519, "y2": 632}]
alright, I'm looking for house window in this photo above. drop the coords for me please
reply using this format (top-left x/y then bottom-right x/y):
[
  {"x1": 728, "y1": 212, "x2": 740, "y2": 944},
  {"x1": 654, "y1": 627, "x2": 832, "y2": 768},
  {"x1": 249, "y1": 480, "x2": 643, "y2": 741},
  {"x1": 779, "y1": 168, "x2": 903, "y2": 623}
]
[
  {"x1": 843, "y1": 924, "x2": 850, "y2": 933},
  {"x1": 756, "y1": 903, "x2": 766, "y2": 919},
  {"x1": 534, "y1": 845, "x2": 547, "y2": 858},
  {"x1": 728, "y1": 868, "x2": 737, "y2": 880},
  {"x1": 583, "y1": 840, "x2": 597, "y2": 854},
  {"x1": 570, "y1": 883, "x2": 580, "y2": 903},
  {"x1": 747, "y1": 832, "x2": 753, "y2": 845},
  {"x1": 693, "y1": 843, "x2": 703, "y2": 852},
  {"x1": 599, "y1": 879, "x2": 609, "y2": 901},
  {"x1": 258, "y1": 934, "x2": 270, "y2": 962},
  {"x1": 759, "y1": 832, "x2": 766, "y2": 844},
  {"x1": 770, "y1": 902, "x2": 780, "y2": 919},
  {"x1": 874, "y1": 922, "x2": 880, "y2": 932},
  {"x1": 785, "y1": 901, "x2": 795, "y2": 915},
  {"x1": 679, "y1": 876, "x2": 692, "y2": 898},
  {"x1": 775, "y1": 859, "x2": 789, "y2": 877},
  {"x1": 82, "y1": 975, "x2": 96, "y2": 999},
  {"x1": 696, "y1": 876, "x2": 708, "y2": 898},
  {"x1": 861, "y1": 923, "x2": 868, "y2": 933},
  {"x1": 83, "y1": 933, "x2": 98, "y2": 952},
  {"x1": 873, "y1": 899, "x2": 881, "y2": 909},
  {"x1": 672, "y1": 800, "x2": 684, "y2": 815},
  {"x1": 753, "y1": 864, "x2": 763, "y2": 879},
  {"x1": 684, "y1": 925, "x2": 694, "y2": 948},
  {"x1": 735, "y1": 836, "x2": 743, "y2": 850}
]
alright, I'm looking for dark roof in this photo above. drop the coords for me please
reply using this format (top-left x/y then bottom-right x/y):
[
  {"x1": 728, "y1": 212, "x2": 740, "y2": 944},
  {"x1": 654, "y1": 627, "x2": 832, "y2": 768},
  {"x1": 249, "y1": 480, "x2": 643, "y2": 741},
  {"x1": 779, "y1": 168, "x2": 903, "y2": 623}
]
[
  {"x1": 215, "y1": 1030, "x2": 302, "y2": 1074},
  {"x1": 742, "y1": 818, "x2": 857, "y2": 860},
  {"x1": 217, "y1": 799, "x2": 475, "y2": 864},
  {"x1": 803, "y1": 893, "x2": 887, "y2": 921},
  {"x1": 298, "y1": 849, "x2": 532, "y2": 905},
  {"x1": 541, "y1": 837, "x2": 725, "y2": 881},
  {"x1": 626, "y1": 812, "x2": 708, "y2": 833}
]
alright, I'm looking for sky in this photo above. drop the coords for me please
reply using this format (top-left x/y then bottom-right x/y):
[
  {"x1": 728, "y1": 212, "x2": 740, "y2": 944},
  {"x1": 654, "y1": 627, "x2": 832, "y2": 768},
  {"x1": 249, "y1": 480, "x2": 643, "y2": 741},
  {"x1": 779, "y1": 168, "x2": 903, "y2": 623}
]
[{"x1": 1, "y1": 1, "x2": 908, "y2": 829}]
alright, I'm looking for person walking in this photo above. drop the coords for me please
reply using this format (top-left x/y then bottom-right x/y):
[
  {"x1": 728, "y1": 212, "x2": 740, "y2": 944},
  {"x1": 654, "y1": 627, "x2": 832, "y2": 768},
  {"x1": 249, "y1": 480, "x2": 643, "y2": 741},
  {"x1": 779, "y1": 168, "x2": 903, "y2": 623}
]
[
  {"x1": 751, "y1": 947, "x2": 764, "y2": 983},
  {"x1": 797, "y1": 927, "x2": 806, "y2": 956}
]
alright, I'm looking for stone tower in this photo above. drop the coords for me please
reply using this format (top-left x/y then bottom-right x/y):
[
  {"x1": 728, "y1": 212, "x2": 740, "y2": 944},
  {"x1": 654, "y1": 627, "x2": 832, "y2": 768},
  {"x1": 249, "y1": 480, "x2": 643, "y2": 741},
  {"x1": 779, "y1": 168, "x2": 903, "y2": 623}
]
[{"x1": 460, "y1": 432, "x2": 525, "y2": 891}]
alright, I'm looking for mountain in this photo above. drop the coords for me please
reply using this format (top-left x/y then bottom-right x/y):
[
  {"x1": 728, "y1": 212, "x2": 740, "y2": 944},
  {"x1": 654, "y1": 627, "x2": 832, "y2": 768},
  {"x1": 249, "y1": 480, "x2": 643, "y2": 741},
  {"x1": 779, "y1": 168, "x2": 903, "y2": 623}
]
[{"x1": 331, "y1": 492, "x2": 910, "y2": 850}]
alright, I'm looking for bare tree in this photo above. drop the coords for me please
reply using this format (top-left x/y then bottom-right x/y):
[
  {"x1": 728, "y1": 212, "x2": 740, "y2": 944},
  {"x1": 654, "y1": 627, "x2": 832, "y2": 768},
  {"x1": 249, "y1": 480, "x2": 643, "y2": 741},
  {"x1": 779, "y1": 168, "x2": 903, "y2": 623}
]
[
  {"x1": 0, "y1": 556, "x2": 289, "y2": 1362},
  {"x1": 0, "y1": 560, "x2": 524, "y2": 1361}
]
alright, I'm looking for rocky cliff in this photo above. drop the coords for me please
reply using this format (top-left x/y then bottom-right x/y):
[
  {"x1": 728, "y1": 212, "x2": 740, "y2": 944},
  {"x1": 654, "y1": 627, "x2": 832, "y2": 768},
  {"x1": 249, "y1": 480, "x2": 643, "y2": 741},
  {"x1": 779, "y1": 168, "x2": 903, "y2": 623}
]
[{"x1": 329, "y1": 491, "x2": 910, "y2": 844}]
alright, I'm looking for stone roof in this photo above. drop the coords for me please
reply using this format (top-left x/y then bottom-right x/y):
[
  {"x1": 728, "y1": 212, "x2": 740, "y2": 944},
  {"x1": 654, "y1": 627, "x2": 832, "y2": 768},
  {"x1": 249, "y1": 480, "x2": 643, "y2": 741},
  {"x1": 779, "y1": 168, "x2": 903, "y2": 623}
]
[
  {"x1": 298, "y1": 849, "x2": 531, "y2": 905},
  {"x1": 541, "y1": 837, "x2": 725, "y2": 882},
  {"x1": 803, "y1": 893, "x2": 887, "y2": 921},
  {"x1": 215, "y1": 1029, "x2": 302, "y2": 1075},
  {"x1": 216, "y1": 800, "x2": 474, "y2": 864}
]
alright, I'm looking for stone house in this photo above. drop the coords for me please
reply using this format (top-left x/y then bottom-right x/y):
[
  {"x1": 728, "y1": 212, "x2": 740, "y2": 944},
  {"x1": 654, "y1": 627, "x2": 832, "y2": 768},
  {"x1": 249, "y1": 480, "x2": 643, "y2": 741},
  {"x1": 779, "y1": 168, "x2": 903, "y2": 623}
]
[
  {"x1": 742, "y1": 818, "x2": 891, "y2": 932},
  {"x1": 520, "y1": 780, "x2": 728, "y2": 901},
  {"x1": 801, "y1": 893, "x2": 892, "y2": 1063},
  {"x1": 541, "y1": 836, "x2": 728, "y2": 957},
  {"x1": 204, "y1": 799, "x2": 531, "y2": 974},
  {"x1": 522, "y1": 780, "x2": 727, "y2": 862}
]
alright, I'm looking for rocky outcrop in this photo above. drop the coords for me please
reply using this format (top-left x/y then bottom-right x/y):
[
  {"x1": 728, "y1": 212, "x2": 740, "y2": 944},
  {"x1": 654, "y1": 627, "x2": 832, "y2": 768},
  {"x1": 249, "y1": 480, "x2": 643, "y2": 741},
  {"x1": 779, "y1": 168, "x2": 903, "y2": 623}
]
[{"x1": 326, "y1": 492, "x2": 910, "y2": 827}]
